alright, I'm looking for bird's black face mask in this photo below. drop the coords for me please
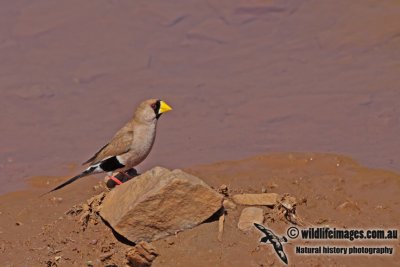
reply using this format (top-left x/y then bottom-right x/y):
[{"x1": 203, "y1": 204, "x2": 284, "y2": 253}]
[
  {"x1": 151, "y1": 100, "x2": 161, "y2": 119},
  {"x1": 151, "y1": 100, "x2": 172, "y2": 119}
]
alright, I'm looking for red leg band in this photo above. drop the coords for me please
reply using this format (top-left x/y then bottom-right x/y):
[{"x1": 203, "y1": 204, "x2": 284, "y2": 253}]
[{"x1": 109, "y1": 175, "x2": 123, "y2": 185}]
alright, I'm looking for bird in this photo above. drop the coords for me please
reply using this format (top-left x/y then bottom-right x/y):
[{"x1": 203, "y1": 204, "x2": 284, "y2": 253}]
[
  {"x1": 254, "y1": 223, "x2": 288, "y2": 265},
  {"x1": 42, "y1": 99, "x2": 172, "y2": 195}
]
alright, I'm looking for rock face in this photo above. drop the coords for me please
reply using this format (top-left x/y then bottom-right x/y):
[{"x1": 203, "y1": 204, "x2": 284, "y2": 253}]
[
  {"x1": 237, "y1": 207, "x2": 264, "y2": 231},
  {"x1": 100, "y1": 167, "x2": 223, "y2": 242},
  {"x1": 232, "y1": 193, "x2": 279, "y2": 206}
]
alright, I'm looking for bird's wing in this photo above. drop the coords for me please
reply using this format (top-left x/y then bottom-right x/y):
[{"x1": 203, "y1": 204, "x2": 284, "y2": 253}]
[
  {"x1": 83, "y1": 124, "x2": 134, "y2": 165},
  {"x1": 254, "y1": 223, "x2": 267, "y2": 232},
  {"x1": 254, "y1": 223, "x2": 275, "y2": 239},
  {"x1": 82, "y1": 143, "x2": 109, "y2": 165},
  {"x1": 274, "y1": 247, "x2": 288, "y2": 265}
]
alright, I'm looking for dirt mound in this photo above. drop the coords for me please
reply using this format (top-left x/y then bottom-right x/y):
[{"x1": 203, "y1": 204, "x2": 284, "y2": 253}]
[{"x1": 0, "y1": 153, "x2": 399, "y2": 266}]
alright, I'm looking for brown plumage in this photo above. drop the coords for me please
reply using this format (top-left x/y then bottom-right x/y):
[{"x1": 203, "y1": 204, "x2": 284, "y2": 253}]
[
  {"x1": 82, "y1": 121, "x2": 134, "y2": 165},
  {"x1": 42, "y1": 99, "x2": 172, "y2": 195}
]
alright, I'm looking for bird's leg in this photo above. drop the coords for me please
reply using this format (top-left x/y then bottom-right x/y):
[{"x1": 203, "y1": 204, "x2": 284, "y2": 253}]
[
  {"x1": 105, "y1": 168, "x2": 139, "y2": 189},
  {"x1": 118, "y1": 171, "x2": 132, "y2": 180},
  {"x1": 107, "y1": 173, "x2": 123, "y2": 185},
  {"x1": 118, "y1": 168, "x2": 139, "y2": 182}
]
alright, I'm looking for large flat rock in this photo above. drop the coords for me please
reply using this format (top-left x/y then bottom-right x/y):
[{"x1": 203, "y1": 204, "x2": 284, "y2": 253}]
[
  {"x1": 232, "y1": 193, "x2": 279, "y2": 206},
  {"x1": 100, "y1": 167, "x2": 223, "y2": 242}
]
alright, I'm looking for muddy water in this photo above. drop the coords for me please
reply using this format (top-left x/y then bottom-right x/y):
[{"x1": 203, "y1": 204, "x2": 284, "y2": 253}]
[{"x1": 1, "y1": 0, "x2": 399, "y2": 194}]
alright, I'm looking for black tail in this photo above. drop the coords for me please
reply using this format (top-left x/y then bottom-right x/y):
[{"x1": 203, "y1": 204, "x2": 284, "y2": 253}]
[{"x1": 40, "y1": 168, "x2": 95, "y2": 197}]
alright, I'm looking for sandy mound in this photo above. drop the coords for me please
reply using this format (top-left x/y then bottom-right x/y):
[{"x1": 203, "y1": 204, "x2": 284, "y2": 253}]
[{"x1": 0, "y1": 153, "x2": 399, "y2": 266}]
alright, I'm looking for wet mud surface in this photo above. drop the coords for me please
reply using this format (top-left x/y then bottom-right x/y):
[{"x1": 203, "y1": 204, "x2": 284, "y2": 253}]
[
  {"x1": 1, "y1": 0, "x2": 400, "y2": 193},
  {"x1": 0, "y1": 1, "x2": 399, "y2": 266}
]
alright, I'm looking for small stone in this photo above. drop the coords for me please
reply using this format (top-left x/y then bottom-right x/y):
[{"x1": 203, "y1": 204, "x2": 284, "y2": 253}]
[
  {"x1": 315, "y1": 218, "x2": 329, "y2": 225},
  {"x1": 337, "y1": 200, "x2": 360, "y2": 212},
  {"x1": 299, "y1": 197, "x2": 307, "y2": 205},
  {"x1": 267, "y1": 182, "x2": 278, "y2": 189},
  {"x1": 86, "y1": 261, "x2": 94, "y2": 267},
  {"x1": 90, "y1": 239, "x2": 98, "y2": 245},
  {"x1": 100, "y1": 251, "x2": 114, "y2": 261},
  {"x1": 54, "y1": 256, "x2": 61, "y2": 261},
  {"x1": 126, "y1": 241, "x2": 158, "y2": 267},
  {"x1": 278, "y1": 193, "x2": 301, "y2": 224},
  {"x1": 232, "y1": 193, "x2": 279, "y2": 206},
  {"x1": 165, "y1": 237, "x2": 175, "y2": 246},
  {"x1": 261, "y1": 186, "x2": 267, "y2": 193},
  {"x1": 81, "y1": 203, "x2": 90, "y2": 212},
  {"x1": 237, "y1": 207, "x2": 264, "y2": 231},
  {"x1": 223, "y1": 199, "x2": 237, "y2": 210},
  {"x1": 218, "y1": 184, "x2": 229, "y2": 196},
  {"x1": 218, "y1": 213, "x2": 225, "y2": 242},
  {"x1": 51, "y1": 197, "x2": 63, "y2": 204},
  {"x1": 15, "y1": 221, "x2": 22, "y2": 226},
  {"x1": 280, "y1": 194, "x2": 297, "y2": 212}
]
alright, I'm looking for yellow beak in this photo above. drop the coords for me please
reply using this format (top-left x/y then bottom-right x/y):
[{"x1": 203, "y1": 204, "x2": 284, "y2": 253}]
[{"x1": 159, "y1": 100, "x2": 172, "y2": 114}]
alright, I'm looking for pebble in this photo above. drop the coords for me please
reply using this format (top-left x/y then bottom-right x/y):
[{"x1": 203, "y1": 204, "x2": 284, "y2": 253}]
[
  {"x1": 223, "y1": 199, "x2": 237, "y2": 210},
  {"x1": 237, "y1": 207, "x2": 264, "y2": 231},
  {"x1": 261, "y1": 186, "x2": 267, "y2": 193},
  {"x1": 51, "y1": 197, "x2": 63, "y2": 204},
  {"x1": 99, "y1": 251, "x2": 114, "y2": 261},
  {"x1": 165, "y1": 237, "x2": 175, "y2": 245},
  {"x1": 218, "y1": 184, "x2": 229, "y2": 196}
]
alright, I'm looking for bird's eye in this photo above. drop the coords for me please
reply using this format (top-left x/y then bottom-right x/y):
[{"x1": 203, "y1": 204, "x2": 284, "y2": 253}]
[{"x1": 151, "y1": 103, "x2": 157, "y2": 109}]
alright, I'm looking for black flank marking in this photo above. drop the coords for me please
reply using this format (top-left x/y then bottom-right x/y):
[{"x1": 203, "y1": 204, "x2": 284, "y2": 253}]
[{"x1": 99, "y1": 156, "x2": 125, "y2": 172}]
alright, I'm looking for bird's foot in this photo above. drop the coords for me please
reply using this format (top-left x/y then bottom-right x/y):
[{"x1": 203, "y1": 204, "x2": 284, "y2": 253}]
[
  {"x1": 105, "y1": 168, "x2": 139, "y2": 189},
  {"x1": 108, "y1": 175, "x2": 123, "y2": 185},
  {"x1": 118, "y1": 171, "x2": 132, "y2": 180}
]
